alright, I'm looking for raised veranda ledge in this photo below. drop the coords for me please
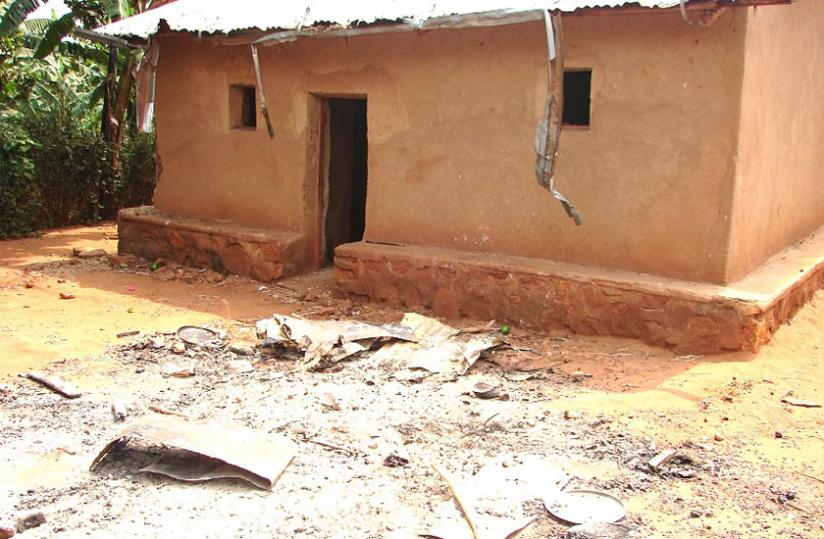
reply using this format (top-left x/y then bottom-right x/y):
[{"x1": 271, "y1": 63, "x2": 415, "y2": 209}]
[
  {"x1": 335, "y1": 225, "x2": 824, "y2": 354},
  {"x1": 118, "y1": 206, "x2": 306, "y2": 282}
]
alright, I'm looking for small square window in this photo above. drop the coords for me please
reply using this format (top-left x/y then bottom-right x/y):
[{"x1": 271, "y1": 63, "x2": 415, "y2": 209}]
[
  {"x1": 563, "y1": 70, "x2": 591, "y2": 127},
  {"x1": 230, "y1": 84, "x2": 257, "y2": 129}
]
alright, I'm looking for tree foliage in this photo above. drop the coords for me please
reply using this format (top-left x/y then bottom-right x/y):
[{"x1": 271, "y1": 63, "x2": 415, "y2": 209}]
[
  {"x1": 0, "y1": 0, "x2": 157, "y2": 238},
  {"x1": 0, "y1": 0, "x2": 41, "y2": 35},
  {"x1": 33, "y1": 11, "x2": 74, "y2": 58}
]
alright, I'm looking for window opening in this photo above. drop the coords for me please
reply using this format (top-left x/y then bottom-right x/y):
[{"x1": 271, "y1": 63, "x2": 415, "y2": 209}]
[
  {"x1": 562, "y1": 70, "x2": 591, "y2": 126},
  {"x1": 230, "y1": 85, "x2": 257, "y2": 129}
]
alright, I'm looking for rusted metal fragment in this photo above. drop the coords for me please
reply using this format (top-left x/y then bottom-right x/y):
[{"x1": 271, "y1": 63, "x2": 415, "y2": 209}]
[
  {"x1": 91, "y1": 416, "x2": 296, "y2": 490},
  {"x1": 140, "y1": 450, "x2": 271, "y2": 487},
  {"x1": 679, "y1": 0, "x2": 694, "y2": 24},
  {"x1": 648, "y1": 448, "x2": 678, "y2": 472},
  {"x1": 177, "y1": 325, "x2": 221, "y2": 347},
  {"x1": 256, "y1": 313, "x2": 416, "y2": 368},
  {"x1": 426, "y1": 516, "x2": 534, "y2": 539},
  {"x1": 24, "y1": 371, "x2": 82, "y2": 399},
  {"x1": 426, "y1": 456, "x2": 568, "y2": 538},
  {"x1": 250, "y1": 44, "x2": 275, "y2": 138},
  {"x1": 138, "y1": 41, "x2": 160, "y2": 132},
  {"x1": 257, "y1": 314, "x2": 417, "y2": 345},
  {"x1": 369, "y1": 313, "x2": 501, "y2": 375},
  {"x1": 781, "y1": 396, "x2": 821, "y2": 408}
]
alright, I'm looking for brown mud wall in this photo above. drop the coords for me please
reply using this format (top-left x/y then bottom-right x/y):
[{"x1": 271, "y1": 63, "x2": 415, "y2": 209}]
[
  {"x1": 152, "y1": 10, "x2": 747, "y2": 283},
  {"x1": 726, "y1": 0, "x2": 824, "y2": 281}
]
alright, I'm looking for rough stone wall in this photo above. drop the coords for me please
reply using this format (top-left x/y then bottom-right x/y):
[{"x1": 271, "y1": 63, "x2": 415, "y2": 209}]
[
  {"x1": 335, "y1": 242, "x2": 824, "y2": 354},
  {"x1": 118, "y1": 208, "x2": 304, "y2": 282}
]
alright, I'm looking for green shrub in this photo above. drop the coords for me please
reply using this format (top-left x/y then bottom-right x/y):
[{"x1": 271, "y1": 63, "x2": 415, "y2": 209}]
[
  {"x1": 0, "y1": 33, "x2": 156, "y2": 238},
  {"x1": 117, "y1": 129, "x2": 157, "y2": 209},
  {"x1": 23, "y1": 105, "x2": 117, "y2": 227},
  {"x1": 0, "y1": 112, "x2": 41, "y2": 239},
  {"x1": 0, "y1": 107, "x2": 156, "y2": 238}
]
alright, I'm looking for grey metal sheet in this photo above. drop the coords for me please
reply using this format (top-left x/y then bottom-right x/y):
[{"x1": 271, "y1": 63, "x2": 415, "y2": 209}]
[{"x1": 95, "y1": 0, "x2": 687, "y2": 39}]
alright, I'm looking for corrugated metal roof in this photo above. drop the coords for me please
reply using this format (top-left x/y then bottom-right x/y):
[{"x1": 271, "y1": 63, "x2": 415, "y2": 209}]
[{"x1": 95, "y1": 0, "x2": 688, "y2": 39}]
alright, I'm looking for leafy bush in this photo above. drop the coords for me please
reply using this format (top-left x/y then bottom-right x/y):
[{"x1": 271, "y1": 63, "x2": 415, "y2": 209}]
[
  {"x1": 0, "y1": 112, "x2": 41, "y2": 238},
  {"x1": 117, "y1": 129, "x2": 157, "y2": 209},
  {"x1": 23, "y1": 104, "x2": 117, "y2": 227},
  {"x1": 0, "y1": 106, "x2": 156, "y2": 238},
  {"x1": 0, "y1": 5, "x2": 156, "y2": 239}
]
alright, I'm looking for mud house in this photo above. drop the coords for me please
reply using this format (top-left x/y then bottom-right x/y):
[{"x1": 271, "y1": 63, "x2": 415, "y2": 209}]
[{"x1": 91, "y1": 0, "x2": 824, "y2": 353}]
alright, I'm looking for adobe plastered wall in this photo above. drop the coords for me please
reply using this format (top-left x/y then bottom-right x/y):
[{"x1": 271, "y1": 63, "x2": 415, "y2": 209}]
[
  {"x1": 726, "y1": 0, "x2": 824, "y2": 282},
  {"x1": 153, "y1": 35, "x2": 305, "y2": 232},
  {"x1": 153, "y1": 10, "x2": 747, "y2": 283}
]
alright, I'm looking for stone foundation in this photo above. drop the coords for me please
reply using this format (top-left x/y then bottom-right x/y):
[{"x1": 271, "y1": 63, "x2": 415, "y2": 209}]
[
  {"x1": 118, "y1": 206, "x2": 306, "y2": 281},
  {"x1": 335, "y1": 240, "x2": 824, "y2": 354}
]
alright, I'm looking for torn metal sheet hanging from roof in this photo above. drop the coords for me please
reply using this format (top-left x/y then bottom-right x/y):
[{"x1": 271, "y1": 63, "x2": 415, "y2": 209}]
[
  {"x1": 94, "y1": 0, "x2": 692, "y2": 40},
  {"x1": 534, "y1": 11, "x2": 582, "y2": 225},
  {"x1": 250, "y1": 45, "x2": 275, "y2": 138}
]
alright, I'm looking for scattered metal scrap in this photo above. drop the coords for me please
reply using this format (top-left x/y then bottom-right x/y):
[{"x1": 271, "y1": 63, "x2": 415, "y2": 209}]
[
  {"x1": 544, "y1": 488, "x2": 627, "y2": 525},
  {"x1": 565, "y1": 522, "x2": 636, "y2": 539},
  {"x1": 647, "y1": 448, "x2": 677, "y2": 472},
  {"x1": 91, "y1": 416, "x2": 296, "y2": 490},
  {"x1": 256, "y1": 313, "x2": 417, "y2": 369},
  {"x1": 14, "y1": 512, "x2": 46, "y2": 534},
  {"x1": 177, "y1": 325, "x2": 222, "y2": 347},
  {"x1": 431, "y1": 464, "x2": 487, "y2": 539},
  {"x1": 780, "y1": 394, "x2": 821, "y2": 408},
  {"x1": 23, "y1": 371, "x2": 82, "y2": 399},
  {"x1": 369, "y1": 313, "x2": 503, "y2": 377},
  {"x1": 147, "y1": 404, "x2": 189, "y2": 418},
  {"x1": 111, "y1": 399, "x2": 128, "y2": 422},
  {"x1": 632, "y1": 446, "x2": 705, "y2": 479},
  {"x1": 471, "y1": 381, "x2": 502, "y2": 400},
  {"x1": 427, "y1": 455, "x2": 573, "y2": 539},
  {"x1": 256, "y1": 312, "x2": 509, "y2": 375},
  {"x1": 160, "y1": 360, "x2": 196, "y2": 378}
]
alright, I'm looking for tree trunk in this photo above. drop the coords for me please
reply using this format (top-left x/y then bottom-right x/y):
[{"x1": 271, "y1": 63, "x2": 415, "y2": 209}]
[
  {"x1": 101, "y1": 46, "x2": 117, "y2": 142},
  {"x1": 112, "y1": 50, "x2": 136, "y2": 173}
]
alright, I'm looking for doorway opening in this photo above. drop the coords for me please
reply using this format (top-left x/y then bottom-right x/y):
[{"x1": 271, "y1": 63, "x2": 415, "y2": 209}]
[{"x1": 321, "y1": 97, "x2": 368, "y2": 265}]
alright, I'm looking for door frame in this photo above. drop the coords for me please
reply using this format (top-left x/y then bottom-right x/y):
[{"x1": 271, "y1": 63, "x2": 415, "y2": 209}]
[{"x1": 305, "y1": 92, "x2": 368, "y2": 268}]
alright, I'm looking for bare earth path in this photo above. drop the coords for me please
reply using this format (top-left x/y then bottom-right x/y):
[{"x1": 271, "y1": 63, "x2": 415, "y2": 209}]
[{"x1": 1, "y1": 224, "x2": 822, "y2": 538}]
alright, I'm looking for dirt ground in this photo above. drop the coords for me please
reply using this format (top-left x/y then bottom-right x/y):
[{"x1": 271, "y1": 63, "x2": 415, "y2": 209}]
[{"x1": 1, "y1": 223, "x2": 823, "y2": 538}]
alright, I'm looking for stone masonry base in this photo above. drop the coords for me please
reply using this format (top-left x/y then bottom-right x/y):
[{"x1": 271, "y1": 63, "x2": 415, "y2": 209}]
[
  {"x1": 335, "y1": 235, "x2": 824, "y2": 354},
  {"x1": 118, "y1": 206, "x2": 305, "y2": 282}
]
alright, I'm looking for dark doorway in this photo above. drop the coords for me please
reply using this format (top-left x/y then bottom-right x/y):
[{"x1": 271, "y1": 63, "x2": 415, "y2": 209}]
[{"x1": 322, "y1": 98, "x2": 368, "y2": 264}]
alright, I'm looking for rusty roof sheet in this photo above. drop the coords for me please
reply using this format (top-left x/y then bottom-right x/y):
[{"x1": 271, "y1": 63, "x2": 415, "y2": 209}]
[{"x1": 95, "y1": 0, "x2": 691, "y2": 39}]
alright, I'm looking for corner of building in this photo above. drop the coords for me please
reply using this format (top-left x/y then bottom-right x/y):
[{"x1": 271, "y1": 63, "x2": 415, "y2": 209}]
[{"x1": 725, "y1": 0, "x2": 824, "y2": 283}]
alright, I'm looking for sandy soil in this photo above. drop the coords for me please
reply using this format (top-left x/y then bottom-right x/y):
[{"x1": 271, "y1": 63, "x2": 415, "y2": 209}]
[{"x1": 1, "y1": 224, "x2": 822, "y2": 538}]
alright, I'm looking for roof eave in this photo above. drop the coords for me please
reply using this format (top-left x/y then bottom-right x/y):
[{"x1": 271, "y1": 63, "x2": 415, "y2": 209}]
[{"x1": 90, "y1": 0, "x2": 795, "y2": 45}]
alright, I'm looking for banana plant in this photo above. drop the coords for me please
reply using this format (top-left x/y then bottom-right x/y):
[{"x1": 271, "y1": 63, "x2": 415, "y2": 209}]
[
  {"x1": 0, "y1": 0, "x2": 42, "y2": 35},
  {"x1": 1, "y1": 0, "x2": 151, "y2": 169}
]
